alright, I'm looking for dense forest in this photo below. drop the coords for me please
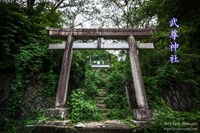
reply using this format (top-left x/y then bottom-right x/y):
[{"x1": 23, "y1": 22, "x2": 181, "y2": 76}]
[{"x1": 0, "y1": 0, "x2": 199, "y2": 132}]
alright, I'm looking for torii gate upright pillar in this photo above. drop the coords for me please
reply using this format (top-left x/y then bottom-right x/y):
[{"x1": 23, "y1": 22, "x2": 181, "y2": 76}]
[
  {"x1": 47, "y1": 35, "x2": 73, "y2": 118},
  {"x1": 128, "y1": 35, "x2": 153, "y2": 120},
  {"x1": 56, "y1": 34, "x2": 73, "y2": 107}
]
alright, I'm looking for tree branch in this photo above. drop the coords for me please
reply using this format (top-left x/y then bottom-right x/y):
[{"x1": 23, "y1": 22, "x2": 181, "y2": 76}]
[{"x1": 54, "y1": 0, "x2": 65, "y2": 9}]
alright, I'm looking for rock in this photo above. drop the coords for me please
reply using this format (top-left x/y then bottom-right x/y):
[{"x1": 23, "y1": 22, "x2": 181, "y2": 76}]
[
  {"x1": 165, "y1": 95, "x2": 170, "y2": 105},
  {"x1": 173, "y1": 95, "x2": 178, "y2": 104},
  {"x1": 46, "y1": 121, "x2": 55, "y2": 125},
  {"x1": 176, "y1": 90, "x2": 179, "y2": 99},
  {"x1": 75, "y1": 122, "x2": 85, "y2": 128},
  {"x1": 172, "y1": 102, "x2": 178, "y2": 110},
  {"x1": 84, "y1": 120, "x2": 131, "y2": 129}
]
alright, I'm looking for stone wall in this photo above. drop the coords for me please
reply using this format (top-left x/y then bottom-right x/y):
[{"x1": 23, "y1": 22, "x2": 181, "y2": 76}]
[
  {"x1": 124, "y1": 80, "x2": 194, "y2": 111},
  {"x1": 124, "y1": 80, "x2": 138, "y2": 109},
  {"x1": 161, "y1": 82, "x2": 194, "y2": 111},
  {"x1": 22, "y1": 78, "x2": 55, "y2": 117},
  {"x1": 0, "y1": 71, "x2": 15, "y2": 110}
]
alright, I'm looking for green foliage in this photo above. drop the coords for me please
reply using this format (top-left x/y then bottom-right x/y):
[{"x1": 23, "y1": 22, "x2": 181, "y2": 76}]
[
  {"x1": 84, "y1": 69, "x2": 105, "y2": 99},
  {"x1": 0, "y1": 3, "x2": 30, "y2": 68},
  {"x1": 105, "y1": 72, "x2": 128, "y2": 109},
  {"x1": 38, "y1": 70, "x2": 58, "y2": 97},
  {"x1": 70, "y1": 51, "x2": 87, "y2": 88},
  {"x1": 0, "y1": 2, "x2": 63, "y2": 133},
  {"x1": 15, "y1": 43, "x2": 47, "y2": 76},
  {"x1": 106, "y1": 109, "x2": 131, "y2": 120},
  {"x1": 144, "y1": 101, "x2": 199, "y2": 132},
  {"x1": 69, "y1": 89, "x2": 101, "y2": 123},
  {"x1": 103, "y1": 66, "x2": 131, "y2": 119},
  {"x1": 0, "y1": 2, "x2": 63, "y2": 69},
  {"x1": 131, "y1": 1, "x2": 200, "y2": 130}
]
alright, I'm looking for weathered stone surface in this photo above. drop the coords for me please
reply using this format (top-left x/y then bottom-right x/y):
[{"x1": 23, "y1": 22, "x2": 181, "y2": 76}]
[
  {"x1": 133, "y1": 109, "x2": 154, "y2": 121},
  {"x1": 165, "y1": 95, "x2": 170, "y2": 105},
  {"x1": 162, "y1": 82, "x2": 194, "y2": 111},
  {"x1": 174, "y1": 95, "x2": 179, "y2": 104},
  {"x1": 55, "y1": 35, "x2": 73, "y2": 107},
  {"x1": 131, "y1": 120, "x2": 148, "y2": 127},
  {"x1": 83, "y1": 120, "x2": 132, "y2": 129},
  {"x1": 46, "y1": 27, "x2": 154, "y2": 39},
  {"x1": 124, "y1": 80, "x2": 138, "y2": 109},
  {"x1": 46, "y1": 108, "x2": 70, "y2": 119},
  {"x1": 128, "y1": 35, "x2": 149, "y2": 109},
  {"x1": 0, "y1": 72, "x2": 14, "y2": 108},
  {"x1": 48, "y1": 42, "x2": 154, "y2": 50},
  {"x1": 23, "y1": 85, "x2": 54, "y2": 117},
  {"x1": 24, "y1": 125, "x2": 134, "y2": 133},
  {"x1": 96, "y1": 103, "x2": 106, "y2": 109},
  {"x1": 75, "y1": 122, "x2": 86, "y2": 128},
  {"x1": 45, "y1": 120, "x2": 71, "y2": 126}
]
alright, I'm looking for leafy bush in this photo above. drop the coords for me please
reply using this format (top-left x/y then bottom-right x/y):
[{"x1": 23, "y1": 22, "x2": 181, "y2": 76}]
[
  {"x1": 38, "y1": 70, "x2": 58, "y2": 97},
  {"x1": 107, "y1": 108, "x2": 131, "y2": 119},
  {"x1": 69, "y1": 89, "x2": 101, "y2": 123},
  {"x1": 85, "y1": 69, "x2": 105, "y2": 88},
  {"x1": 0, "y1": 2, "x2": 63, "y2": 132},
  {"x1": 84, "y1": 70, "x2": 101, "y2": 98},
  {"x1": 69, "y1": 68, "x2": 109, "y2": 123},
  {"x1": 105, "y1": 72, "x2": 128, "y2": 109},
  {"x1": 145, "y1": 100, "x2": 199, "y2": 133},
  {"x1": 103, "y1": 70, "x2": 131, "y2": 119}
]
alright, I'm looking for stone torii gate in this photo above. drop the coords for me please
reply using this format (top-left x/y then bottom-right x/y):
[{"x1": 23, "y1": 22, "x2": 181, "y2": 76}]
[{"x1": 46, "y1": 28, "x2": 154, "y2": 120}]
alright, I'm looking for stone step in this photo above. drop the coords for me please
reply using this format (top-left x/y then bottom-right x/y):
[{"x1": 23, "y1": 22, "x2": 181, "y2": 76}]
[
  {"x1": 98, "y1": 108, "x2": 109, "y2": 113},
  {"x1": 96, "y1": 103, "x2": 106, "y2": 109},
  {"x1": 97, "y1": 95, "x2": 106, "y2": 98},
  {"x1": 98, "y1": 89, "x2": 106, "y2": 92},
  {"x1": 96, "y1": 100, "x2": 104, "y2": 104},
  {"x1": 24, "y1": 125, "x2": 134, "y2": 133},
  {"x1": 98, "y1": 91, "x2": 106, "y2": 96},
  {"x1": 96, "y1": 97, "x2": 105, "y2": 101},
  {"x1": 96, "y1": 88, "x2": 108, "y2": 118},
  {"x1": 100, "y1": 112, "x2": 108, "y2": 118}
]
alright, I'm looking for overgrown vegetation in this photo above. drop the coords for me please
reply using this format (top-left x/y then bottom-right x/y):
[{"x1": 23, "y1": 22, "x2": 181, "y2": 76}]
[
  {"x1": 105, "y1": 70, "x2": 131, "y2": 119},
  {"x1": 69, "y1": 68, "x2": 104, "y2": 123},
  {"x1": 0, "y1": 2, "x2": 85, "y2": 132}
]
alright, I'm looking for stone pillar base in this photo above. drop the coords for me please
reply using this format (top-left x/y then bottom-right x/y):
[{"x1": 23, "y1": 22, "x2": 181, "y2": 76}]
[
  {"x1": 132, "y1": 109, "x2": 154, "y2": 121},
  {"x1": 46, "y1": 108, "x2": 70, "y2": 119},
  {"x1": 131, "y1": 120, "x2": 148, "y2": 127}
]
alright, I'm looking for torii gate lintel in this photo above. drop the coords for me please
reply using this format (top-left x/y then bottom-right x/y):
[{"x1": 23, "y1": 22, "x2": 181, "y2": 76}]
[{"x1": 46, "y1": 27, "x2": 153, "y2": 39}]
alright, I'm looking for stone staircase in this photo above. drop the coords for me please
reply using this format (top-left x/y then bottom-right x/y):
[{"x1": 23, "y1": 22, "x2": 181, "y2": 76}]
[{"x1": 96, "y1": 88, "x2": 109, "y2": 118}]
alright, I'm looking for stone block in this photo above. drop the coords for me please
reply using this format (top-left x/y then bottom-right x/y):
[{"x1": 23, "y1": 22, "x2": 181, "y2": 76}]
[
  {"x1": 132, "y1": 109, "x2": 154, "y2": 121},
  {"x1": 131, "y1": 120, "x2": 148, "y2": 127},
  {"x1": 45, "y1": 120, "x2": 71, "y2": 126},
  {"x1": 46, "y1": 108, "x2": 70, "y2": 119}
]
